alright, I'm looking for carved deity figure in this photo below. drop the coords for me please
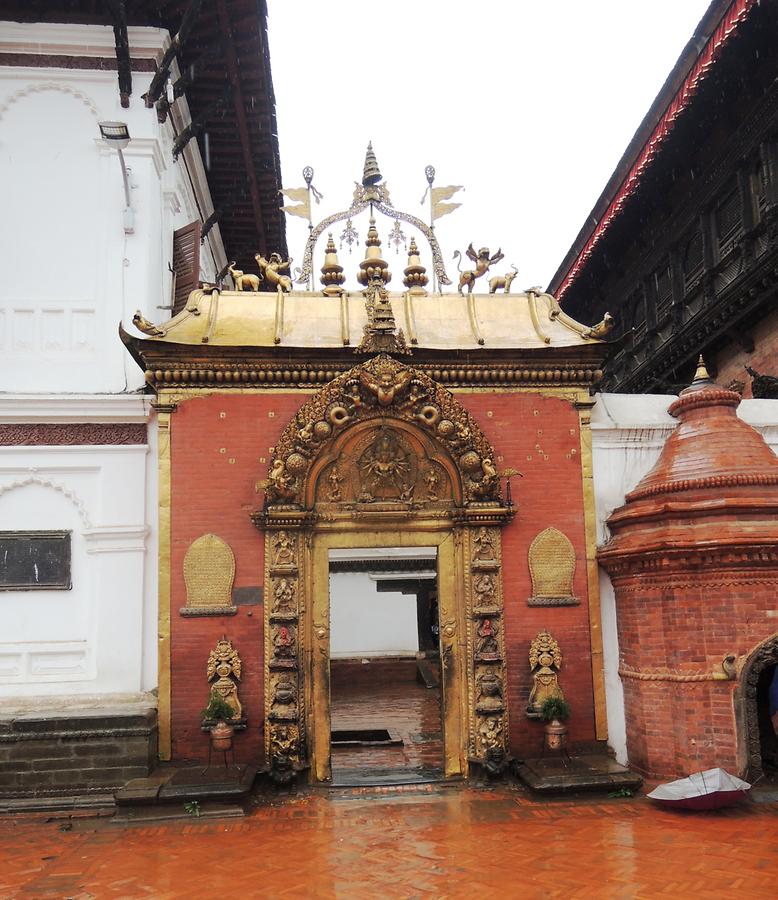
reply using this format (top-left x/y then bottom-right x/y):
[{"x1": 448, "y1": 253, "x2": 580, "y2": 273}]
[
  {"x1": 528, "y1": 630, "x2": 564, "y2": 714},
  {"x1": 473, "y1": 527, "x2": 496, "y2": 562},
  {"x1": 476, "y1": 671, "x2": 504, "y2": 713},
  {"x1": 270, "y1": 675, "x2": 298, "y2": 725},
  {"x1": 270, "y1": 722, "x2": 298, "y2": 757},
  {"x1": 453, "y1": 244, "x2": 505, "y2": 295},
  {"x1": 206, "y1": 638, "x2": 242, "y2": 719},
  {"x1": 255, "y1": 252, "x2": 293, "y2": 293},
  {"x1": 475, "y1": 618, "x2": 500, "y2": 660},
  {"x1": 272, "y1": 577, "x2": 296, "y2": 615},
  {"x1": 358, "y1": 359, "x2": 412, "y2": 407},
  {"x1": 473, "y1": 573, "x2": 496, "y2": 610},
  {"x1": 478, "y1": 715, "x2": 503, "y2": 752},
  {"x1": 327, "y1": 466, "x2": 344, "y2": 502},
  {"x1": 424, "y1": 465, "x2": 441, "y2": 501},
  {"x1": 358, "y1": 429, "x2": 413, "y2": 501},
  {"x1": 272, "y1": 624, "x2": 296, "y2": 659},
  {"x1": 272, "y1": 531, "x2": 296, "y2": 567}
]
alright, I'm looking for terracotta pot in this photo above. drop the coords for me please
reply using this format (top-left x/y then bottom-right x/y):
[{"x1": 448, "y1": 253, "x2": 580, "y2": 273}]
[
  {"x1": 543, "y1": 718, "x2": 568, "y2": 752},
  {"x1": 210, "y1": 720, "x2": 234, "y2": 751}
]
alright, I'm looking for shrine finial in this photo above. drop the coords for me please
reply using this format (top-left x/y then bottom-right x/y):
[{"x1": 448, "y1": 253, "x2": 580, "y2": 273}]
[{"x1": 362, "y1": 141, "x2": 382, "y2": 187}]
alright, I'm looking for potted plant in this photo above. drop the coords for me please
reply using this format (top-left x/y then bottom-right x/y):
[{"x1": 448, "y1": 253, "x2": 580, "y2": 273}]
[
  {"x1": 201, "y1": 691, "x2": 236, "y2": 751},
  {"x1": 539, "y1": 696, "x2": 570, "y2": 752}
]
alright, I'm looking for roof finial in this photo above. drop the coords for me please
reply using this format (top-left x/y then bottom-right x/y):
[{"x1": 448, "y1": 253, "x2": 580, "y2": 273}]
[
  {"x1": 693, "y1": 354, "x2": 710, "y2": 384},
  {"x1": 362, "y1": 141, "x2": 382, "y2": 187}
]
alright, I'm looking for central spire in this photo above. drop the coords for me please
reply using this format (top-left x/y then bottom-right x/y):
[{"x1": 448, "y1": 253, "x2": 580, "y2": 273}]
[{"x1": 362, "y1": 141, "x2": 382, "y2": 186}]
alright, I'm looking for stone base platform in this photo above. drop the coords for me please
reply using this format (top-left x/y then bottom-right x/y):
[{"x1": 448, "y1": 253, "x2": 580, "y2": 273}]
[
  {"x1": 0, "y1": 705, "x2": 157, "y2": 809},
  {"x1": 114, "y1": 763, "x2": 256, "y2": 819},
  {"x1": 515, "y1": 754, "x2": 642, "y2": 795}
]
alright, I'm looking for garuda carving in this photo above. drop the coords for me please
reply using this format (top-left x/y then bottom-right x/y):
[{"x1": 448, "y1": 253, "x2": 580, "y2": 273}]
[{"x1": 263, "y1": 355, "x2": 502, "y2": 506}]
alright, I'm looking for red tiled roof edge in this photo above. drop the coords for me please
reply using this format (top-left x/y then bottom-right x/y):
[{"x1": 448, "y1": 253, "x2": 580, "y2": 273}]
[{"x1": 554, "y1": 0, "x2": 758, "y2": 302}]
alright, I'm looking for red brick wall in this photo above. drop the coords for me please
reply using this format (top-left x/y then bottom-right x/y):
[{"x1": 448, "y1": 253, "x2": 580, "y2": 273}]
[
  {"x1": 457, "y1": 393, "x2": 595, "y2": 756},
  {"x1": 170, "y1": 392, "x2": 308, "y2": 763},
  {"x1": 168, "y1": 389, "x2": 597, "y2": 763},
  {"x1": 715, "y1": 305, "x2": 778, "y2": 397},
  {"x1": 615, "y1": 574, "x2": 778, "y2": 777}
]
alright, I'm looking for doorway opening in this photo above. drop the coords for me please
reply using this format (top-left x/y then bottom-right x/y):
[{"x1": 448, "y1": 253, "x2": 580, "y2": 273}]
[
  {"x1": 328, "y1": 547, "x2": 443, "y2": 785},
  {"x1": 756, "y1": 663, "x2": 778, "y2": 782}
]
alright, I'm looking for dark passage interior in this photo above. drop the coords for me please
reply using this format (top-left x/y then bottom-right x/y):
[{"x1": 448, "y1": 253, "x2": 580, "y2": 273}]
[{"x1": 328, "y1": 549, "x2": 443, "y2": 785}]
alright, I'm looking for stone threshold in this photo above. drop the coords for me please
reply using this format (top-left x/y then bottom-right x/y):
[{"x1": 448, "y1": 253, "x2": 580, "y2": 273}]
[{"x1": 515, "y1": 753, "x2": 643, "y2": 795}]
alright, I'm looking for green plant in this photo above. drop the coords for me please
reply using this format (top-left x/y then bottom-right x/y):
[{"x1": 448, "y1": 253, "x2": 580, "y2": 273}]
[
  {"x1": 608, "y1": 788, "x2": 634, "y2": 799},
  {"x1": 184, "y1": 800, "x2": 201, "y2": 817},
  {"x1": 539, "y1": 696, "x2": 571, "y2": 722},
  {"x1": 201, "y1": 690, "x2": 235, "y2": 722}
]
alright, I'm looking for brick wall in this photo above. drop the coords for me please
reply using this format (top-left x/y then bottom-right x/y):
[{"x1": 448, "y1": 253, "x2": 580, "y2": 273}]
[
  {"x1": 170, "y1": 392, "x2": 306, "y2": 763},
  {"x1": 614, "y1": 574, "x2": 778, "y2": 777},
  {"x1": 716, "y1": 305, "x2": 778, "y2": 396},
  {"x1": 168, "y1": 388, "x2": 597, "y2": 764},
  {"x1": 457, "y1": 393, "x2": 595, "y2": 756}
]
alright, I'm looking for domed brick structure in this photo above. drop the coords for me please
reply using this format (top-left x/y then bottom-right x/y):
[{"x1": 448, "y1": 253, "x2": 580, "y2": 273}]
[{"x1": 598, "y1": 362, "x2": 778, "y2": 778}]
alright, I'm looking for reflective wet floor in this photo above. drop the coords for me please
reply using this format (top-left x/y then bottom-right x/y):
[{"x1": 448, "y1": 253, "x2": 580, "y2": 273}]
[
  {"x1": 330, "y1": 658, "x2": 443, "y2": 782},
  {"x1": 2, "y1": 784, "x2": 777, "y2": 898}
]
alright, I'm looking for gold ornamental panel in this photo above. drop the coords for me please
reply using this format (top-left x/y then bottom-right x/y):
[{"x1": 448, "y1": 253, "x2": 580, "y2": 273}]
[
  {"x1": 182, "y1": 533, "x2": 236, "y2": 614},
  {"x1": 527, "y1": 526, "x2": 578, "y2": 606}
]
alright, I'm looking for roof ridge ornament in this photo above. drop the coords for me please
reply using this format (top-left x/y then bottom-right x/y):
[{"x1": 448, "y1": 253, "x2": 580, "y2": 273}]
[{"x1": 293, "y1": 143, "x2": 453, "y2": 289}]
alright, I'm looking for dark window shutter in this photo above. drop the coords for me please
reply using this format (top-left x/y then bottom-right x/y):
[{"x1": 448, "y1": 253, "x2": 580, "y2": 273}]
[{"x1": 171, "y1": 221, "x2": 201, "y2": 315}]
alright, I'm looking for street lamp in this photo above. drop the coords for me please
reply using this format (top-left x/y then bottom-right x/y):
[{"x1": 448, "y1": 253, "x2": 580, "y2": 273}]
[{"x1": 98, "y1": 121, "x2": 134, "y2": 234}]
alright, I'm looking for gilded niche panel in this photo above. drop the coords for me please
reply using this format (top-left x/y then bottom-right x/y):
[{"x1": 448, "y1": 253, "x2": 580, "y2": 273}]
[
  {"x1": 314, "y1": 424, "x2": 452, "y2": 506},
  {"x1": 527, "y1": 630, "x2": 564, "y2": 716},
  {"x1": 527, "y1": 527, "x2": 579, "y2": 606},
  {"x1": 182, "y1": 533, "x2": 237, "y2": 615}
]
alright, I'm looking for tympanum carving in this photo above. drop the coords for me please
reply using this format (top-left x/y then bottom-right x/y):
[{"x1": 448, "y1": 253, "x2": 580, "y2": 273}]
[{"x1": 262, "y1": 355, "x2": 502, "y2": 506}]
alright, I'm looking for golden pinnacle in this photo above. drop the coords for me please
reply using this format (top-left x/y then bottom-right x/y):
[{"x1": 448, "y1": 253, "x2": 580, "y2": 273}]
[
  {"x1": 693, "y1": 354, "x2": 711, "y2": 383},
  {"x1": 362, "y1": 141, "x2": 382, "y2": 186}
]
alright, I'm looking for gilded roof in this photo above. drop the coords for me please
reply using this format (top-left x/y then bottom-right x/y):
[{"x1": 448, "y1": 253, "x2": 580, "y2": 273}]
[{"x1": 130, "y1": 288, "x2": 608, "y2": 351}]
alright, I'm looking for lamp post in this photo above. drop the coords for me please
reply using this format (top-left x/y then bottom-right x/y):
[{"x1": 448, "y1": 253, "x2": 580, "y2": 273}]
[{"x1": 98, "y1": 121, "x2": 134, "y2": 234}]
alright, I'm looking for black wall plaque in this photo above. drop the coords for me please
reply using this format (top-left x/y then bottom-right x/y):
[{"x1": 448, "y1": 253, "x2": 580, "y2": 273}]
[{"x1": 0, "y1": 531, "x2": 72, "y2": 590}]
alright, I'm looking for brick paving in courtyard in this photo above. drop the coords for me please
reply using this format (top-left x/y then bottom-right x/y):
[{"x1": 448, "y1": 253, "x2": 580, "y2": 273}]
[{"x1": 1, "y1": 784, "x2": 776, "y2": 899}]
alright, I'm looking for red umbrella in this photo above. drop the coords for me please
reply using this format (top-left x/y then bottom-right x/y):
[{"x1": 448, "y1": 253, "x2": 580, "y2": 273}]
[{"x1": 647, "y1": 767, "x2": 751, "y2": 810}]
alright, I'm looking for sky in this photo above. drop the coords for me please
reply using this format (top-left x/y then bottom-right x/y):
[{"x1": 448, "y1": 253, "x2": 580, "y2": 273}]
[{"x1": 266, "y1": 0, "x2": 712, "y2": 293}]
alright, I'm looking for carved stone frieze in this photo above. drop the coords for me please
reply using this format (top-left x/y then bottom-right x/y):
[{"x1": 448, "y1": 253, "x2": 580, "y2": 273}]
[{"x1": 0, "y1": 423, "x2": 148, "y2": 446}]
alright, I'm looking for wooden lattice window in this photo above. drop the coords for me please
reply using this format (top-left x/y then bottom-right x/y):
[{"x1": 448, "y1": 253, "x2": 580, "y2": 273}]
[
  {"x1": 715, "y1": 185, "x2": 742, "y2": 256},
  {"x1": 628, "y1": 287, "x2": 646, "y2": 342},
  {"x1": 683, "y1": 229, "x2": 704, "y2": 289},
  {"x1": 654, "y1": 259, "x2": 673, "y2": 319},
  {"x1": 171, "y1": 221, "x2": 201, "y2": 315}
]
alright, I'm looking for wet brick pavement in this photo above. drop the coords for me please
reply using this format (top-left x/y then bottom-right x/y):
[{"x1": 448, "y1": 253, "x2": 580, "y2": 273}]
[{"x1": 1, "y1": 784, "x2": 777, "y2": 898}]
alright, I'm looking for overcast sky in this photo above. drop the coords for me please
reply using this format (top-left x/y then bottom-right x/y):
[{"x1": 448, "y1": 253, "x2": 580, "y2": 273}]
[{"x1": 267, "y1": 0, "x2": 711, "y2": 294}]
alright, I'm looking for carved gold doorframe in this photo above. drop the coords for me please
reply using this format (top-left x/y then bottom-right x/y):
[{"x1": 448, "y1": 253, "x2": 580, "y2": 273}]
[{"x1": 253, "y1": 355, "x2": 514, "y2": 782}]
